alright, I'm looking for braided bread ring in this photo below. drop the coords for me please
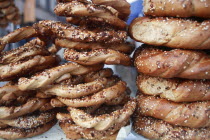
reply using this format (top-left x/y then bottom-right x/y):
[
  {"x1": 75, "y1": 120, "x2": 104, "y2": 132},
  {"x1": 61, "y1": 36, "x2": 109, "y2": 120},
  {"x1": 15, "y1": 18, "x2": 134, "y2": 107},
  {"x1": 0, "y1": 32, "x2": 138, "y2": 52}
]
[
  {"x1": 0, "y1": 120, "x2": 56, "y2": 140},
  {"x1": 69, "y1": 100, "x2": 136, "y2": 130},
  {"x1": 64, "y1": 49, "x2": 132, "y2": 66},
  {"x1": 0, "y1": 111, "x2": 55, "y2": 129},
  {"x1": 0, "y1": 38, "x2": 48, "y2": 64},
  {"x1": 137, "y1": 74, "x2": 210, "y2": 102},
  {"x1": 18, "y1": 63, "x2": 103, "y2": 91},
  {"x1": 0, "y1": 98, "x2": 48, "y2": 119},
  {"x1": 136, "y1": 94, "x2": 210, "y2": 128},
  {"x1": 55, "y1": 38, "x2": 134, "y2": 54},
  {"x1": 134, "y1": 46, "x2": 210, "y2": 79},
  {"x1": 41, "y1": 78, "x2": 108, "y2": 98},
  {"x1": 57, "y1": 80, "x2": 127, "y2": 107},
  {"x1": 33, "y1": 20, "x2": 127, "y2": 44},
  {"x1": 133, "y1": 116, "x2": 210, "y2": 140},
  {"x1": 0, "y1": 26, "x2": 37, "y2": 52},
  {"x1": 129, "y1": 17, "x2": 210, "y2": 49},
  {"x1": 0, "y1": 55, "x2": 59, "y2": 81},
  {"x1": 54, "y1": 1, "x2": 126, "y2": 29}
]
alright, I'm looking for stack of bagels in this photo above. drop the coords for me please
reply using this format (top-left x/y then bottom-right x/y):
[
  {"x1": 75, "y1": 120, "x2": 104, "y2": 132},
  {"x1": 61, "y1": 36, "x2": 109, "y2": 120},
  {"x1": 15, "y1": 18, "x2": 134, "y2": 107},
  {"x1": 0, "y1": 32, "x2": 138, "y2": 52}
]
[
  {"x1": 129, "y1": 0, "x2": 210, "y2": 139},
  {"x1": 0, "y1": 37, "x2": 60, "y2": 139},
  {"x1": 0, "y1": 0, "x2": 20, "y2": 28},
  {"x1": 0, "y1": 0, "x2": 136, "y2": 139},
  {"x1": 51, "y1": 0, "x2": 136, "y2": 139}
]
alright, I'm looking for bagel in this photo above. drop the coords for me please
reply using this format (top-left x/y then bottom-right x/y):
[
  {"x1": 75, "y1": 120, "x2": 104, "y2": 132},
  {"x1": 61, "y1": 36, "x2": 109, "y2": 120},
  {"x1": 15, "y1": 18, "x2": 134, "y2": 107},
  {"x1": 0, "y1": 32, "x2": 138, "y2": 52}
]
[{"x1": 136, "y1": 94, "x2": 210, "y2": 128}]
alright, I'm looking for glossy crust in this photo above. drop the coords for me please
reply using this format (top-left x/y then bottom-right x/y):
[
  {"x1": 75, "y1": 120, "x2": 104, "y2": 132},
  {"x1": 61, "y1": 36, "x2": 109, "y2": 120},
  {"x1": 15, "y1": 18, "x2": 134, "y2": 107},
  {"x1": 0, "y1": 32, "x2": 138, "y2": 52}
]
[
  {"x1": 18, "y1": 63, "x2": 103, "y2": 91},
  {"x1": 0, "y1": 120, "x2": 56, "y2": 140},
  {"x1": 54, "y1": 1, "x2": 126, "y2": 29},
  {"x1": 134, "y1": 46, "x2": 210, "y2": 79},
  {"x1": 137, "y1": 74, "x2": 210, "y2": 102},
  {"x1": 136, "y1": 94, "x2": 210, "y2": 128},
  {"x1": 143, "y1": 0, "x2": 210, "y2": 18},
  {"x1": 129, "y1": 17, "x2": 210, "y2": 49},
  {"x1": 133, "y1": 115, "x2": 210, "y2": 140},
  {"x1": 64, "y1": 48, "x2": 132, "y2": 66}
]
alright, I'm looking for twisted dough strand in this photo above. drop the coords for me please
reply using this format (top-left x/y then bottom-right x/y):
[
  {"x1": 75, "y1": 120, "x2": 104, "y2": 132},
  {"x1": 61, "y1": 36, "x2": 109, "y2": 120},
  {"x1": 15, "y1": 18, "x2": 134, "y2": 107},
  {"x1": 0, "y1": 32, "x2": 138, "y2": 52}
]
[
  {"x1": 18, "y1": 63, "x2": 103, "y2": 91},
  {"x1": 41, "y1": 78, "x2": 108, "y2": 98},
  {"x1": 0, "y1": 120, "x2": 56, "y2": 140},
  {"x1": 68, "y1": 100, "x2": 136, "y2": 130},
  {"x1": 0, "y1": 111, "x2": 55, "y2": 129},
  {"x1": 64, "y1": 48, "x2": 132, "y2": 66},
  {"x1": 133, "y1": 116, "x2": 210, "y2": 140},
  {"x1": 137, "y1": 74, "x2": 210, "y2": 102},
  {"x1": 136, "y1": 94, "x2": 210, "y2": 128},
  {"x1": 33, "y1": 20, "x2": 127, "y2": 44},
  {"x1": 0, "y1": 26, "x2": 38, "y2": 52},
  {"x1": 57, "y1": 80, "x2": 127, "y2": 107},
  {"x1": 55, "y1": 38, "x2": 134, "y2": 54},
  {"x1": 134, "y1": 46, "x2": 210, "y2": 79},
  {"x1": 0, "y1": 38, "x2": 48, "y2": 64},
  {"x1": 54, "y1": 1, "x2": 126, "y2": 29},
  {"x1": 129, "y1": 17, "x2": 210, "y2": 49},
  {"x1": 143, "y1": 0, "x2": 210, "y2": 18},
  {"x1": 0, "y1": 55, "x2": 59, "y2": 81},
  {"x1": 0, "y1": 98, "x2": 49, "y2": 120}
]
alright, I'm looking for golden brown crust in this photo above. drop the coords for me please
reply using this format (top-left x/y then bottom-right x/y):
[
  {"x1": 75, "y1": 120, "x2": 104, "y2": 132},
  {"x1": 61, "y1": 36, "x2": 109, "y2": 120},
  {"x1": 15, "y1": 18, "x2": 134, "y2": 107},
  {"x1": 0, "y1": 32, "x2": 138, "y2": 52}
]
[
  {"x1": 133, "y1": 116, "x2": 210, "y2": 140},
  {"x1": 0, "y1": 120, "x2": 56, "y2": 140},
  {"x1": 92, "y1": 0, "x2": 130, "y2": 21},
  {"x1": 137, "y1": 74, "x2": 210, "y2": 102},
  {"x1": 0, "y1": 111, "x2": 55, "y2": 129},
  {"x1": 18, "y1": 63, "x2": 103, "y2": 91},
  {"x1": 83, "y1": 68, "x2": 113, "y2": 82},
  {"x1": 64, "y1": 48, "x2": 132, "y2": 66},
  {"x1": 59, "y1": 122, "x2": 120, "y2": 140},
  {"x1": 57, "y1": 80, "x2": 127, "y2": 107},
  {"x1": 54, "y1": 1, "x2": 126, "y2": 29},
  {"x1": 33, "y1": 20, "x2": 127, "y2": 44},
  {"x1": 129, "y1": 17, "x2": 210, "y2": 49},
  {"x1": 0, "y1": 26, "x2": 38, "y2": 52},
  {"x1": 134, "y1": 46, "x2": 210, "y2": 79},
  {"x1": 0, "y1": 98, "x2": 49, "y2": 119},
  {"x1": 0, "y1": 38, "x2": 48, "y2": 64},
  {"x1": 0, "y1": 55, "x2": 59, "y2": 81},
  {"x1": 136, "y1": 94, "x2": 210, "y2": 128},
  {"x1": 41, "y1": 78, "x2": 108, "y2": 98},
  {"x1": 55, "y1": 38, "x2": 134, "y2": 54},
  {"x1": 68, "y1": 100, "x2": 136, "y2": 130},
  {"x1": 143, "y1": 0, "x2": 210, "y2": 18}
]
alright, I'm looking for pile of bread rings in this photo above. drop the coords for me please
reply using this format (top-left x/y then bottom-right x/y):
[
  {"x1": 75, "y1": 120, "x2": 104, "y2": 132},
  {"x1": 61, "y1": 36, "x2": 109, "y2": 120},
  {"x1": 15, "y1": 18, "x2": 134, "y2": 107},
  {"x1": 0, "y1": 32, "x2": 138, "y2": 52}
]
[
  {"x1": 0, "y1": 0, "x2": 136, "y2": 139},
  {"x1": 129, "y1": 0, "x2": 210, "y2": 139},
  {"x1": 0, "y1": 0, "x2": 20, "y2": 28}
]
